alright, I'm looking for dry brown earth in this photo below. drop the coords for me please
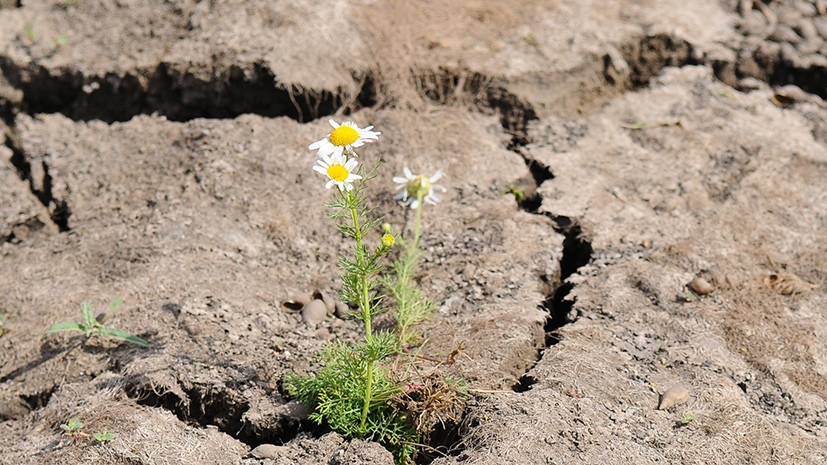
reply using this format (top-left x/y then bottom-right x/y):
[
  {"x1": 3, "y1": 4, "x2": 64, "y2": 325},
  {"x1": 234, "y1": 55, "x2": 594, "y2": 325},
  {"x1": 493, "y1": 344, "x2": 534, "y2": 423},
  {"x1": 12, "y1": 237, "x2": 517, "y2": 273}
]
[{"x1": 1, "y1": 1, "x2": 825, "y2": 464}]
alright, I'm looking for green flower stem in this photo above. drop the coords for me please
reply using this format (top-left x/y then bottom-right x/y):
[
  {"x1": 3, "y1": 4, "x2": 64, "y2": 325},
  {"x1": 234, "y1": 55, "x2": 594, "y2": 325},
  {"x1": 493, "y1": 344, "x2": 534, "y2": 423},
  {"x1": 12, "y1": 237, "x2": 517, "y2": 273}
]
[
  {"x1": 410, "y1": 192, "x2": 425, "y2": 259},
  {"x1": 346, "y1": 190, "x2": 373, "y2": 337},
  {"x1": 360, "y1": 359, "x2": 374, "y2": 432},
  {"x1": 343, "y1": 189, "x2": 376, "y2": 433}
]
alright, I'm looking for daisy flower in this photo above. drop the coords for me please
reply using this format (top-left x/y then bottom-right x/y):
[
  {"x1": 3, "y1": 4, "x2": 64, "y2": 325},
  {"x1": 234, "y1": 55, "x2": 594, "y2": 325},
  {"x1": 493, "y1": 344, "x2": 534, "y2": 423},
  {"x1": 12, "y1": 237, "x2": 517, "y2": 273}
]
[
  {"x1": 309, "y1": 119, "x2": 380, "y2": 158},
  {"x1": 313, "y1": 153, "x2": 362, "y2": 191},
  {"x1": 393, "y1": 167, "x2": 446, "y2": 209}
]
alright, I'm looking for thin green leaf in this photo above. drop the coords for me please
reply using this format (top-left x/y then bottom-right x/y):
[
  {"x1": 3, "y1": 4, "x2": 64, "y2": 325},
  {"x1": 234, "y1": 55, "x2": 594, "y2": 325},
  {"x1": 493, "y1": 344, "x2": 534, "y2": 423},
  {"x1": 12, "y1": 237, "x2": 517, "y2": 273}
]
[
  {"x1": 46, "y1": 321, "x2": 85, "y2": 333},
  {"x1": 98, "y1": 327, "x2": 148, "y2": 347},
  {"x1": 82, "y1": 302, "x2": 95, "y2": 328}
]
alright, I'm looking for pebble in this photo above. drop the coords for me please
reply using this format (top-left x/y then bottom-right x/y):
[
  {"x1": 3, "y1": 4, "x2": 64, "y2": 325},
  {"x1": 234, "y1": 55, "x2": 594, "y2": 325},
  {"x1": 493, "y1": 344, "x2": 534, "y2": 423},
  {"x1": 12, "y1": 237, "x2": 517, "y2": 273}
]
[
  {"x1": 657, "y1": 385, "x2": 689, "y2": 410},
  {"x1": 251, "y1": 444, "x2": 288, "y2": 459},
  {"x1": 312, "y1": 290, "x2": 336, "y2": 315},
  {"x1": 689, "y1": 277, "x2": 713, "y2": 295},
  {"x1": 301, "y1": 299, "x2": 328, "y2": 325},
  {"x1": 334, "y1": 301, "x2": 350, "y2": 318}
]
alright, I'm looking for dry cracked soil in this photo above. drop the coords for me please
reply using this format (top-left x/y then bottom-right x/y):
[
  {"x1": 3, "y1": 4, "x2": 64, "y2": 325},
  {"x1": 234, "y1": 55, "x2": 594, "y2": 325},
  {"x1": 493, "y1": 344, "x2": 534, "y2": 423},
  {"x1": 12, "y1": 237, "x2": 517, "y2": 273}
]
[{"x1": 0, "y1": 0, "x2": 826, "y2": 464}]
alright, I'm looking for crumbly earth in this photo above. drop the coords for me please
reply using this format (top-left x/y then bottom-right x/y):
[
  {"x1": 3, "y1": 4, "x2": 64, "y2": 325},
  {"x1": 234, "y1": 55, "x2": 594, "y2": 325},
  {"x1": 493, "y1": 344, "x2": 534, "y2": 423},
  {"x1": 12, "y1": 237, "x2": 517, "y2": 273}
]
[{"x1": 0, "y1": 1, "x2": 825, "y2": 464}]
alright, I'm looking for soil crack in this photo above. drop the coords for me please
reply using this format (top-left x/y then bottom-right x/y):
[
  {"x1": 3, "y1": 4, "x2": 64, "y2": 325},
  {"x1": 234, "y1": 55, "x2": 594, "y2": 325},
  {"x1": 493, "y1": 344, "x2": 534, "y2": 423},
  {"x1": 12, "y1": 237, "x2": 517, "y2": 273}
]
[
  {"x1": 0, "y1": 58, "x2": 369, "y2": 123},
  {"x1": 5, "y1": 133, "x2": 71, "y2": 232}
]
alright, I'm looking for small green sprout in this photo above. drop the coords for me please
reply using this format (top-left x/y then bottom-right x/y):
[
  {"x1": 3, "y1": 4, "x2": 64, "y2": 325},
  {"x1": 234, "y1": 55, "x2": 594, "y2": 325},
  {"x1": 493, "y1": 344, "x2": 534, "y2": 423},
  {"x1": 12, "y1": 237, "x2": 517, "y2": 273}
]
[
  {"x1": 680, "y1": 413, "x2": 696, "y2": 425},
  {"x1": 0, "y1": 313, "x2": 7, "y2": 337},
  {"x1": 678, "y1": 289, "x2": 698, "y2": 302},
  {"x1": 502, "y1": 185, "x2": 525, "y2": 202},
  {"x1": 620, "y1": 121, "x2": 647, "y2": 130},
  {"x1": 60, "y1": 417, "x2": 88, "y2": 439},
  {"x1": 93, "y1": 429, "x2": 115, "y2": 444},
  {"x1": 46, "y1": 297, "x2": 148, "y2": 347},
  {"x1": 54, "y1": 33, "x2": 70, "y2": 47},
  {"x1": 23, "y1": 24, "x2": 36, "y2": 41}
]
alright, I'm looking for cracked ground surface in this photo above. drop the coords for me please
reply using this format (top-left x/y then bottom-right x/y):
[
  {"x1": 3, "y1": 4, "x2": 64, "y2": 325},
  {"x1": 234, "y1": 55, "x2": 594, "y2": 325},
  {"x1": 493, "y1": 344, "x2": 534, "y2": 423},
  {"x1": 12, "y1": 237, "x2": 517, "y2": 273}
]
[{"x1": 1, "y1": 1, "x2": 826, "y2": 464}]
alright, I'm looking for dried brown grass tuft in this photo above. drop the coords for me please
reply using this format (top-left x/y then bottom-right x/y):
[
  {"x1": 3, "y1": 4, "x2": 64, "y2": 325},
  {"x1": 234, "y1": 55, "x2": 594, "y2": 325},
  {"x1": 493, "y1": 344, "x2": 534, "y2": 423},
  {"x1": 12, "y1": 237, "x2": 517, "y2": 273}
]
[{"x1": 356, "y1": 0, "x2": 533, "y2": 109}]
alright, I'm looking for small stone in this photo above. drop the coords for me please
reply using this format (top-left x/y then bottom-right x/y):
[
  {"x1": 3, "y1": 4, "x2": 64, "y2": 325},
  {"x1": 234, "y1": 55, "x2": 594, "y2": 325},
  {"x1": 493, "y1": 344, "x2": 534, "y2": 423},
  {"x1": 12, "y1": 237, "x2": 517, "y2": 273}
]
[
  {"x1": 251, "y1": 444, "x2": 288, "y2": 459},
  {"x1": 312, "y1": 290, "x2": 336, "y2": 315},
  {"x1": 658, "y1": 385, "x2": 689, "y2": 410},
  {"x1": 302, "y1": 299, "x2": 327, "y2": 325},
  {"x1": 314, "y1": 327, "x2": 331, "y2": 339},
  {"x1": 689, "y1": 277, "x2": 713, "y2": 295},
  {"x1": 334, "y1": 301, "x2": 350, "y2": 318}
]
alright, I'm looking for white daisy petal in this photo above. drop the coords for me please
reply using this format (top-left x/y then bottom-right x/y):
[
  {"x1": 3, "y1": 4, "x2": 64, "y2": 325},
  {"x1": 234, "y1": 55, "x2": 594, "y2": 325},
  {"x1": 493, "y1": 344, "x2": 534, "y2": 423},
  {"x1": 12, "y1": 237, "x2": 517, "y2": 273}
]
[
  {"x1": 430, "y1": 170, "x2": 443, "y2": 182},
  {"x1": 403, "y1": 167, "x2": 413, "y2": 178},
  {"x1": 312, "y1": 165, "x2": 327, "y2": 174},
  {"x1": 325, "y1": 180, "x2": 335, "y2": 189},
  {"x1": 344, "y1": 158, "x2": 358, "y2": 170},
  {"x1": 329, "y1": 119, "x2": 339, "y2": 128},
  {"x1": 309, "y1": 140, "x2": 324, "y2": 150}
]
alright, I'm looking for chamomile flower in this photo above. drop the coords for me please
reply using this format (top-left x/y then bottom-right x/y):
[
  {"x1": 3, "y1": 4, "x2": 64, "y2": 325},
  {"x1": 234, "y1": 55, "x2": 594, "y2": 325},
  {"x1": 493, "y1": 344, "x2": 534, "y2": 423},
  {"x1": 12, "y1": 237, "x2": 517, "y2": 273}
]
[
  {"x1": 392, "y1": 167, "x2": 446, "y2": 209},
  {"x1": 313, "y1": 153, "x2": 362, "y2": 191},
  {"x1": 309, "y1": 119, "x2": 380, "y2": 158}
]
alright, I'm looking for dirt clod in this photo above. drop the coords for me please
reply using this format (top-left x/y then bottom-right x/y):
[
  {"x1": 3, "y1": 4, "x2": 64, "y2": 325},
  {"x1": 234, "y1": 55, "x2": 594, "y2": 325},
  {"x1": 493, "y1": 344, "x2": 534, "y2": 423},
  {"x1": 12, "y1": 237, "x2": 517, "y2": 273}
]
[
  {"x1": 689, "y1": 277, "x2": 714, "y2": 295},
  {"x1": 658, "y1": 385, "x2": 690, "y2": 410}
]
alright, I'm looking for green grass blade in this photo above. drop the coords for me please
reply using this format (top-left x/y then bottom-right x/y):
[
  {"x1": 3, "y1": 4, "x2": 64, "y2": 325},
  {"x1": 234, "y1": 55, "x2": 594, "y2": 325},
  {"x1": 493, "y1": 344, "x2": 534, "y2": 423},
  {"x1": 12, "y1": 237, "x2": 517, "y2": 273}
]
[
  {"x1": 82, "y1": 302, "x2": 95, "y2": 328},
  {"x1": 46, "y1": 321, "x2": 84, "y2": 333},
  {"x1": 98, "y1": 327, "x2": 148, "y2": 347}
]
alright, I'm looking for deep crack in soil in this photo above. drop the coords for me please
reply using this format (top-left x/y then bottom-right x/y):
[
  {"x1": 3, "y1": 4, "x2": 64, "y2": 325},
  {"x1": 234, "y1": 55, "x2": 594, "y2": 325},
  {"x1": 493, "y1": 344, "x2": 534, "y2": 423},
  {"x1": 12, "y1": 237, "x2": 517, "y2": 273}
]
[{"x1": 0, "y1": 58, "x2": 367, "y2": 123}]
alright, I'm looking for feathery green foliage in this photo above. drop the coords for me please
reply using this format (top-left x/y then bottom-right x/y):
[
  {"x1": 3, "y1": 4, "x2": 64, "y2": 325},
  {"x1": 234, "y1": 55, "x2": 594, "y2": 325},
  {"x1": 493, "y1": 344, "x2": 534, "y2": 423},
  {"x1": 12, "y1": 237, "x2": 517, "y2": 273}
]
[{"x1": 385, "y1": 191, "x2": 436, "y2": 346}]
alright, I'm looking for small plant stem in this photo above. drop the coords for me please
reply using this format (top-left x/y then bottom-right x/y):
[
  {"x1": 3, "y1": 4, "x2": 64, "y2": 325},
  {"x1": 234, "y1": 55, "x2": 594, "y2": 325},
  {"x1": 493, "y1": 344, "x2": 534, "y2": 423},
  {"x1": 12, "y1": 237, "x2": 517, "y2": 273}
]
[
  {"x1": 360, "y1": 358, "x2": 374, "y2": 431},
  {"x1": 346, "y1": 190, "x2": 373, "y2": 337},
  {"x1": 344, "y1": 189, "x2": 377, "y2": 433},
  {"x1": 409, "y1": 192, "x2": 425, "y2": 258}
]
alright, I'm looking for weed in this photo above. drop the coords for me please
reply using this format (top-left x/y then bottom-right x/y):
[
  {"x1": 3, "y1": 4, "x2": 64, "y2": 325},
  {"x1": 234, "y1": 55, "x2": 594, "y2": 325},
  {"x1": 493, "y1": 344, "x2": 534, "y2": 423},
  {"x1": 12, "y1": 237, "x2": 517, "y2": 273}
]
[
  {"x1": 46, "y1": 296, "x2": 148, "y2": 347},
  {"x1": 503, "y1": 184, "x2": 525, "y2": 202},
  {"x1": 680, "y1": 412, "x2": 696, "y2": 425},
  {"x1": 93, "y1": 430, "x2": 115, "y2": 444},
  {"x1": 60, "y1": 417, "x2": 89, "y2": 439}
]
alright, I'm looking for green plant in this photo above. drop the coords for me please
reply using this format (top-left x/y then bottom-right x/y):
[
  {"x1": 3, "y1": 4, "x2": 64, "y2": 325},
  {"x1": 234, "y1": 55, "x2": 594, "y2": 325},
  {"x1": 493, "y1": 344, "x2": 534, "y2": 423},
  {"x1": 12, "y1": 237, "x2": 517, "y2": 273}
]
[
  {"x1": 384, "y1": 168, "x2": 445, "y2": 347},
  {"x1": 60, "y1": 417, "x2": 88, "y2": 439},
  {"x1": 680, "y1": 412, "x2": 696, "y2": 425},
  {"x1": 93, "y1": 429, "x2": 115, "y2": 444},
  {"x1": 287, "y1": 122, "x2": 456, "y2": 463},
  {"x1": 502, "y1": 184, "x2": 525, "y2": 202},
  {"x1": 0, "y1": 313, "x2": 7, "y2": 337},
  {"x1": 46, "y1": 297, "x2": 148, "y2": 347}
]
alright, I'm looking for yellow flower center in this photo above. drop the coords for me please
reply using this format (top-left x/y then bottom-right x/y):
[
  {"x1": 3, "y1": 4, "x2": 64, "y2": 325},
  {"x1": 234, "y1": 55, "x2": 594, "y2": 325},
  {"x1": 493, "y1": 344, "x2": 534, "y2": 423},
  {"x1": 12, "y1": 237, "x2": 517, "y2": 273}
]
[
  {"x1": 329, "y1": 126, "x2": 359, "y2": 146},
  {"x1": 406, "y1": 175, "x2": 432, "y2": 197},
  {"x1": 327, "y1": 164, "x2": 349, "y2": 182}
]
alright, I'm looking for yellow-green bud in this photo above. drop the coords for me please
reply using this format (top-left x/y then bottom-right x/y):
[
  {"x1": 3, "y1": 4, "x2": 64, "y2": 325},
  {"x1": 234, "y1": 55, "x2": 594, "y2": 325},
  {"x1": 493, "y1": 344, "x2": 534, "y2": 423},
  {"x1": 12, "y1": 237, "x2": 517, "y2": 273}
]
[
  {"x1": 381, "y1": 234, "x2": 395, "y2": 247},
  {"x1": 382, "y1": 222, "x2": 392, "y2": 233}
]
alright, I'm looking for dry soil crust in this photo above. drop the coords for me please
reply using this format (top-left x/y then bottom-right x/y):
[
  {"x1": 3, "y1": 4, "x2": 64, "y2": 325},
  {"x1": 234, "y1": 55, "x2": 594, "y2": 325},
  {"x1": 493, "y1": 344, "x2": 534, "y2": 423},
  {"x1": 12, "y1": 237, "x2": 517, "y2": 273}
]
[{"x1": 1, "y1": 1, "x2": 826, "y2": 464}]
